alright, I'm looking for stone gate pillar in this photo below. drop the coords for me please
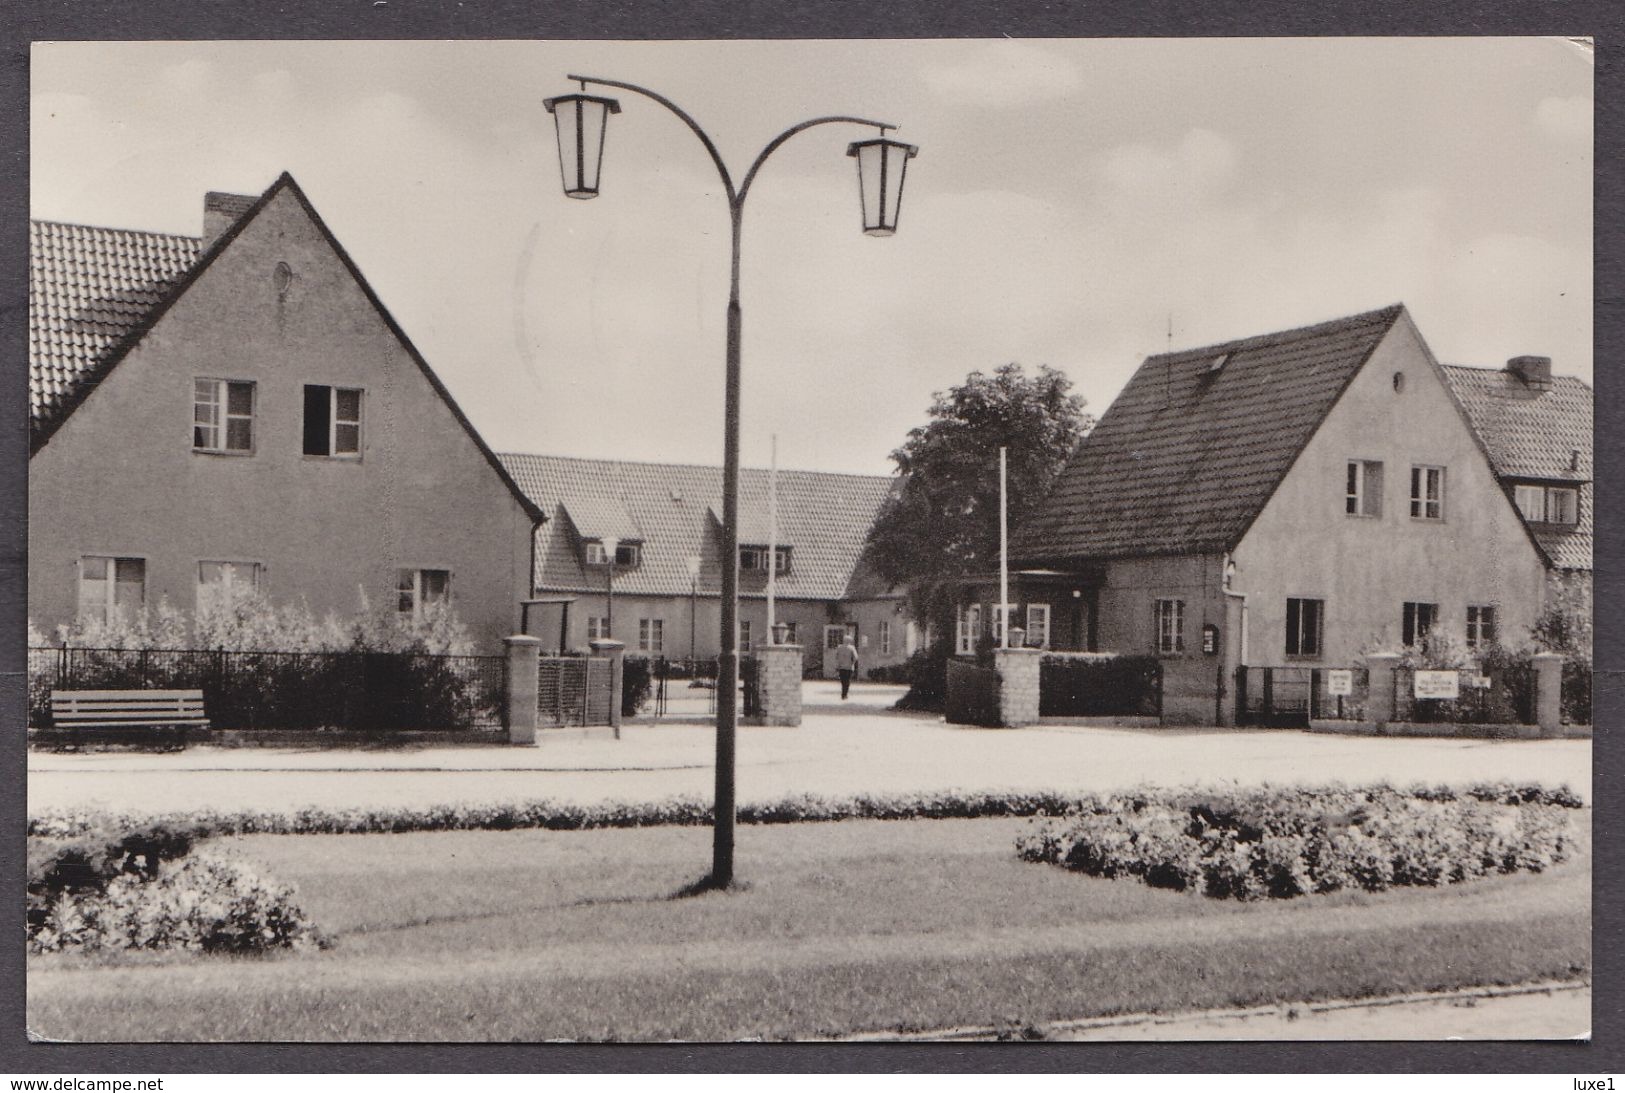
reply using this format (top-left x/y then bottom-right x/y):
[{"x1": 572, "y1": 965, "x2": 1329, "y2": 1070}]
[
  {"x1": 1365, "y1": 653, "x2": 1400, "y2": 727},
  {"x1": 750, "y1": 643, "x2": 804, "y2": 727},
  {"x1": 589, "y1": 639, "x2": 626, "y2": 738},
  {"x1": 994, "y1": 646, "x2": 1043, "y2": 728},
  {"x1": 504, "y1": 635, "x2": 542, "y2": 745},
  {"x1": 1532, "y1": 652, "x2": 1564, "y2": 738}
]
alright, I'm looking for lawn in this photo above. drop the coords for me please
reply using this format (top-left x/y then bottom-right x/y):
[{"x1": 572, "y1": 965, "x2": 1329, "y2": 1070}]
[{"x1": 26, "y1": 815, "x2": 1591, "y2": 1042}]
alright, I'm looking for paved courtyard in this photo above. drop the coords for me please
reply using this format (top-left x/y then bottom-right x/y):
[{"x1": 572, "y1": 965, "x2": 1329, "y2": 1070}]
[{"x1": 27, "y1": 680, "x2": 1592, "y2": 817}]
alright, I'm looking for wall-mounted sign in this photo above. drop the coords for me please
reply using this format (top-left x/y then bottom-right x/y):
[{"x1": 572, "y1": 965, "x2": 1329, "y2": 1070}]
[
  {"x1": 1326, "y1": 669, "x2": 1353, "y2": 697},
  {"x1": 1414, "y1": 670, "x2": 1460, "y2": 700},
  {"x1": 1467, "y1": 675, "x2": 1492, "y2": 690},
  {"x1": 1202, "y1": 623, "x2": 1219, "y2": 656}
]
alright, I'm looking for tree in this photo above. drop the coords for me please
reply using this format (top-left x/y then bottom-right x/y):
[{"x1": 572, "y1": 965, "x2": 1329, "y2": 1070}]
[{"x1": 866, "y1": 363, "x2": 1091, "y2": 629}]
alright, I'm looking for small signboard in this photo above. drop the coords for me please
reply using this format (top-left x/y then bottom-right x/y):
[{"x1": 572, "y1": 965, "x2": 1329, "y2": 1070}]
[
  {"x1": 1467, "y1": 675, "x2": 1492, "y2": 690},
  {"x1": 1414, "y1": 670, "x2": 1460, "y2": 700},
  {"x1": 1326, "y1": 669, "x2": 1354, "y2": 697}
]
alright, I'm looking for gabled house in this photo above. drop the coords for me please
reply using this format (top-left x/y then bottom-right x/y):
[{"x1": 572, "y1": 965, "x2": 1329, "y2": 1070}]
[
  {"x1": 1004, "y1": 304, "x2": 1573, "y2": 724},
  {"x1": 1442, "y1": 358, "x2": 1592, "y2": 583},
  {"x1": 497, "y1": 453, "x2": 915, "y2": 677},
  {"x1": 29, "y1": 174, "x2": 544, "y2": 649}
]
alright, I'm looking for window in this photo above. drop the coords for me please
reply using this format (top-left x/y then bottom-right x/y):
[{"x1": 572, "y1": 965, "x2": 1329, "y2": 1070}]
[
  {"x1": 1155, "y1": 598, "x2": 1185, "y2": 655},
  {"x1": 781, "y1": 621, "x2": 798, "y2": 645},
  {"x1": 638, "y1": 618, "x2": 664, "y2": 653},
  {"x1": 1285, "y1": 597, "x2": 1323, "y2": 657},
  {"x1": 879, "y1": 620, "x2": 891, "y2": 655},
  {"x1": 193, "y1": 379, "x2": 255, "y2": 453},
  {"x1": 303, "y1": 385, "x2": 363, "y2": 457},
  {"x1": 1026, "y1": 604, "x2": 1051, "y2": 648},
  {"x1": 197, "y1": 561, "x2": 263, "y2": 609},
  {"x1": 397, "y1": 568, "x2": 450, "y2": 622},
  {"x1": 585, "y1": 540, "x2": 641, "y2": 567},
  {"x1": 586, "y1": 616, "x2": 609, "y2": 642},
  {"x1": 991, "y1": 603, "x2": 1018, "y2": 644},
  {"x1": 1466, "y1": 605, "x2": 1498, "y2": 650},
  {"x1": 1410, "y1": 465, "x2": 1445, "y2": 520},
  {"x1": 1402, "y1": 601, "x2": 1438, "y2": 648},
  {"x1": 739, "y1": 620, "x2": 753, "y2": 653},
  {"x1": 78, "y1": 556, "x2": 145, "y2": 624},
  {"x1": 956, "y1": 604, "x2": 981, "y2": 655},
  {"x1": 1515, "y1": 484, "x2": 1579, "y2": 526},
  {"x1": 1345, "y1": 460, "x2": 1383, "y2": 517},
  {"x1": 739, "y1": 546, "x2": 791, "y2": 574}
]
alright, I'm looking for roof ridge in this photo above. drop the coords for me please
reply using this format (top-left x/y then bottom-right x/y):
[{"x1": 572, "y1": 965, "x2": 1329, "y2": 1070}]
[
  {"x1": 1148, "y1": 303, "x2": 1405, "y2": 363},
  {"x1": 1443, "y1": 362, "x2": 1593, "y2": 389},
  {"x1": 498, "y1": 450, "x2": 894, "y2": 483},
  {"x1": 30, "y1": 217, "x2": 203, "y2": 243}
]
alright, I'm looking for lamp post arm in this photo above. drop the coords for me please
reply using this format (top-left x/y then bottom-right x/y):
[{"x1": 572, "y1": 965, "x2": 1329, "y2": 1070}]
[
  {"x1": 735, "y1": 115, "x2": 894, "y2": 209},
  {"x1": 568, "y1": 74, "x2": 738, "y2": 203}
]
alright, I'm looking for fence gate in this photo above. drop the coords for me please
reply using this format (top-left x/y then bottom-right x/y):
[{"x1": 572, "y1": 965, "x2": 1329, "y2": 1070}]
[{"x1": 537, "y1": 655, "x2": 615, "y2": 727}]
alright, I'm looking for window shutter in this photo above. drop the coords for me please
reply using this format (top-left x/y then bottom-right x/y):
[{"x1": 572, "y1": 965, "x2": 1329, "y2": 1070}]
[{"x1": 303, "y1": 385, "x2": 330, "y2": 456}]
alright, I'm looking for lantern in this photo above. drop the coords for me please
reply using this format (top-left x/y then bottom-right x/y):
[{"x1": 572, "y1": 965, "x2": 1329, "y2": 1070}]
[
  {"x1": 543, "y1": 92, "x2": 622, "y2": 199},
  {"x1": 846, "y1": 134, "x2": 918, "y2": 236}
]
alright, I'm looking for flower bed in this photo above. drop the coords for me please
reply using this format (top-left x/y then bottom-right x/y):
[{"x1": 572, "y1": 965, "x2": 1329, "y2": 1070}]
[
  {"x1": 28, "y1": 822, "x2": 326, "y2": 955},
  {"x1": 1015, "y1": 784, "x2": 1580, "y2": 900}
]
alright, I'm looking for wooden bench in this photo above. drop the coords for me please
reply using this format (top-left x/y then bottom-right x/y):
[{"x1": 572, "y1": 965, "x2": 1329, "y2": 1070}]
[{"x1": 49, "y1": 689, "x2": 210, "y2": 748}]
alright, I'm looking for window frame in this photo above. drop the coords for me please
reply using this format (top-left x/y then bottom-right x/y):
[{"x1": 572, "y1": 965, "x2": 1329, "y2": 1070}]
[
  {"x1": 1154, "y1": 598, "x2": 1185, "y2": 655},
  {"x1": 739, "y1": 619, "x2": 753, "y2": 654},
  {"x1": 77, "y1": 555, "x2": 147, "y2": 625},
  {"x1": 1516, "y1": 484, "x2": 1580, "y2": 526},
  {"x1": 584, "y1": 540, "x2": 641, "y2": 567},
  {"x1": 1465, "y1": 604, "x2": 1498, "y2": 650},
  {"x1": 1345, "y1": 459, "x2": 1383, "y2": 518},
  {"x1": 586, "y1": 616, "x2": 609, "y2": 643},
  {"x1": 638, "y1": 617, "x2": 664, "y2": 653},
  {"x1": 193, "y1": 378, "x2": 256, "y2": 455},
  {"x1": 1285, "y1": 596, "x2": 1324, "y2": 658},
  {"x1": 197, "y1": 560, "x2": 265, "y2": 609},
  {"x1": 1402, "y1": 600, "x2": 1439, "y2": 649},
  {"x1": 1026, "y1": 604, "x2": 1051, "y2": 648},
  {"x1": 303, "y1": 383, "x2": 365, "y2": 459},
  {"x1": 956, "y1": 604, "x2": 981, "y2": 656},
  {"x1": 990, "y1": 603, "x2": 1019, "y2": 644},
  {"x1": 879, "y1": 619, "x2": 891, "y2": 655},
  {"x1": 397, "y1": 567, "x2": 452, "y2": 623},
  {"x1": 1409, "y1": 465, "x2": 1445, "y2": 521}
]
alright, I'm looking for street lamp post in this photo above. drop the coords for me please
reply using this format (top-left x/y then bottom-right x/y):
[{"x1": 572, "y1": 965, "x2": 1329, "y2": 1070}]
[
  {"x1": 544, "y1": 76, "x2": 916, "y2": 888},
  {"x1": 686, "y1": 554, "x2": 702, "y2": 671}
]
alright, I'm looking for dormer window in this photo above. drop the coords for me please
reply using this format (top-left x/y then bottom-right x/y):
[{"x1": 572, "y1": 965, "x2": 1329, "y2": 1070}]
[
  {"x1": 740, "y1": 545, "x2": 791, "y2": 575},
  {"x1": 1207, "y1": 352, "x2": 1230, "y2": 374},
  {"x1": 585, "y1": 540, "x2": 640, "y2": 567},
  {"x1": 1514, "y1": 484, "x2": 1580, "y2": 526}
]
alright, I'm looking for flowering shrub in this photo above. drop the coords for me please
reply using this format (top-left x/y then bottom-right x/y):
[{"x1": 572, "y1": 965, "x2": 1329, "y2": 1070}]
[
  {"x1": 1015, "y1": 784, "x2": 1581, "y2": 900},
  {"x1": 27, "y1": 820, "x2": 325, "y2": 955},
  {"x1": 30, "y1": 852, "x2": 327, "y2": 955}
]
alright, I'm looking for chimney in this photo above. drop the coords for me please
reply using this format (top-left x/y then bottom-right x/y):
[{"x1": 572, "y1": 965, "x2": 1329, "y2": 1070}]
[
  {"x1": 1506, "y1": 355, "x2": 1553, "y2": 391},
  {"x1": 202, "y1": 191, "x2": 258, "y2": 249}
]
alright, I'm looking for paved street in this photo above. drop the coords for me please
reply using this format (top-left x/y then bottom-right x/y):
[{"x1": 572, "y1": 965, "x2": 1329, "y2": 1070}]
[{"x1": 27, "y1": 681, "x2": 1592, "y2": 818}]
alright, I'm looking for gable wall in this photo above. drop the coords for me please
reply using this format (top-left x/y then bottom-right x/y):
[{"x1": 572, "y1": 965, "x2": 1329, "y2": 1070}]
[
  {"x1": 1232, "y1": 313, "x2": 1548, "y2": 665},
  {"x1": 29, "y1": 188, "x2": 535, "y2": 649}
]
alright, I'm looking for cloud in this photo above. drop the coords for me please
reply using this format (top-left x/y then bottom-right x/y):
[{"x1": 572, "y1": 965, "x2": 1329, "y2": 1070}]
[
  {"x1": 1100, "y1": 129, "x2": 1240, "y2": 205},
  {"x1": 1534, "y1": 96, "x2": 1591, "y2": 143},
  {"x1": 920, "y1": 40, "x2": 1084, "y2": 108}
]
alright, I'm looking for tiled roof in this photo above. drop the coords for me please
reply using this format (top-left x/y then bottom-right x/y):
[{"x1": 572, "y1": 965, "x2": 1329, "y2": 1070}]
[
  {"x1": 1014, "y1": 304, "x2": 1406, "y2": 562},
  {"x1": 1443, "y1": 365, "x2": 1593, "y2": 571},
  {"x1": 30, "y1": 220, "x2": 202, "y2": 438},
  {"x1": 498, "y1": 453, "x2": 901, "y2": 600}
]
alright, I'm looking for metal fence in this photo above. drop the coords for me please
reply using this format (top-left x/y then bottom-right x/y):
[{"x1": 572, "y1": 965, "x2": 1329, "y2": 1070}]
[
  {"x1": 28, "y1": 645, "x2": 506, "y2": 732},
  {"x1": 1392, "y1": 665, "x2": 1533, "y2": 725},
  {"x1": 536, "y1": 654, "x2": 615, "y2": 727},
  {"x1": 1234, "y1": 666, "x2": 1316, "y2": 727}
]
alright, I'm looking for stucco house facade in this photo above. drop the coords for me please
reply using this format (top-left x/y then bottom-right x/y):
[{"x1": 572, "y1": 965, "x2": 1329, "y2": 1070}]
[
  {"x1": 992, "y1": 304, "x2": 1584, "y2": 725},
  {"x1": 497, "y1": 453, "x2": 915, "y2": 677},
  {"x1": 29, "y1": 174, "x2": 544, "y2": 650}
]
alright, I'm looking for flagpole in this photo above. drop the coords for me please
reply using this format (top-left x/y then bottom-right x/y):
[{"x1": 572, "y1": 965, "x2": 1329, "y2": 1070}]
[{"x1": 999, "y1": 445, "x2": 1009, "y2": 649}]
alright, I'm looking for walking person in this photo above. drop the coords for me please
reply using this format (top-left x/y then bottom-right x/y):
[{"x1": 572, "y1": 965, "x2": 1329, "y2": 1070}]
[{"x1": 835, "y1": 632, "x2": 859, "y2": 700}]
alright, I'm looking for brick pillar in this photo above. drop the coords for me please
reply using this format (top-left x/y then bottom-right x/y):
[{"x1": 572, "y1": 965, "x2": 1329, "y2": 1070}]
[
  {"x1": 751, "y1": 644, "x2": 803, "y2": 727},
  {"x1": 1366, "y1": 653, "x2": 1399, "y2": 726},
  {"x1": 589, "y1": 639, "x2": 626, "y2": 738},
  {"x1": 504, "y1": 635, "x2": 541, "y2": 745},
  {"x1": 1532, "y1": 652, "x2": 1564, "y2": 737},
  {"x1": 994, "y1": 647, "x2": 1044, "y2": 728}
]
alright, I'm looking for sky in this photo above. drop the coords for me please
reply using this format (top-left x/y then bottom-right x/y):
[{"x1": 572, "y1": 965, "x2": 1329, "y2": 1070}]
[{"x1": 31, "y1": 38, "x2": 1593, "y2": 477}]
